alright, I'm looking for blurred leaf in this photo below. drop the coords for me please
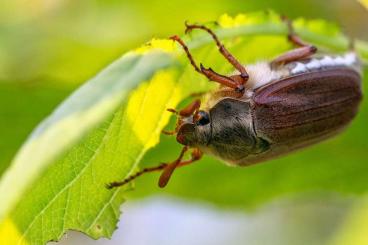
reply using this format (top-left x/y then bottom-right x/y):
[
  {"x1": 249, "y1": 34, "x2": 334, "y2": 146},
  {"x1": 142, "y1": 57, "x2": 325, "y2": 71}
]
[
  {"x1": 1, "y1": 12, "x2": 368, "y2": 244},
  {"x1": 0, "y1": 83, "x2": 73, "y2": 176},
  {"x1": 358, "y1": 0, "x2": 368, "y2": 10},
  {"x1": 329, "y1": 196, "x2": 368, "y2": 245}
]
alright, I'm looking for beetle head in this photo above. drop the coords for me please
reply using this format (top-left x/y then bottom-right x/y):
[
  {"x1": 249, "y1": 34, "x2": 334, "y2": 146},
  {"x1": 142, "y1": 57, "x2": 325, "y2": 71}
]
[{"x1": 175, "y1": 110, "x2": 212, "y2": 147}]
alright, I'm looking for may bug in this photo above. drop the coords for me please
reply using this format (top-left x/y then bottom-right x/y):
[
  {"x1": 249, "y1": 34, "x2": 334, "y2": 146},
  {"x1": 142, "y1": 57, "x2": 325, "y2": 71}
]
[{"x1": 107, "y1": 18, "x2": 363, "y2": 189}]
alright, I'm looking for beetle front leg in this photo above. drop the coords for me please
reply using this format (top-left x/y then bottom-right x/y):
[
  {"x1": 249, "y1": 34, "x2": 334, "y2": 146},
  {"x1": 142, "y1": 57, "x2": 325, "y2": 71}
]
[
  {"x1": 106, "y1": 147, "x2": 202, "y2": 189},
  {"x1": 106, "y1": 163, "x2": 168, "y2": 189},
  {"x1": 170, "y1": 35, "x2": 245, "y2": 96},
  {"x1": 271, "y1": 17, "x2": 317, "y2": 66},
  {"x1": 185, "y1": 23, "x2": 249, "y2": 82},
  {"x1": 200, "y1": 65, "x2": 245, "y2": 94},
  {"x1": 178, "y1": 99, "x2": 201, "y2": 117}
]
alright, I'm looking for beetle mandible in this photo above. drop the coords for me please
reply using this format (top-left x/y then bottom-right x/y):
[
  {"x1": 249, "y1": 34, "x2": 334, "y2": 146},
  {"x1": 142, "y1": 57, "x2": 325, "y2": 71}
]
[{"x1": 107, "y1": 18, "x2": 363, "y2": 189}]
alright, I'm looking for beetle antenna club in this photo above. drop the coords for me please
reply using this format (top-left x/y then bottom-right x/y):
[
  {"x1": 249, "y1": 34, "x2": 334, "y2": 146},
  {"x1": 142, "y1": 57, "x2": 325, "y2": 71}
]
[{"x1": 161, "y1": 99, "x2": 201, "y2": 135}]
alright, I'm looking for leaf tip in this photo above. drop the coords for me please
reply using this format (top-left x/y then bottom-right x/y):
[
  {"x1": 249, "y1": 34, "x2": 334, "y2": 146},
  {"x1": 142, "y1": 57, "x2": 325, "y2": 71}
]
[{"x1": 218, "y1": 10, "x2": 282, "y2": 28}]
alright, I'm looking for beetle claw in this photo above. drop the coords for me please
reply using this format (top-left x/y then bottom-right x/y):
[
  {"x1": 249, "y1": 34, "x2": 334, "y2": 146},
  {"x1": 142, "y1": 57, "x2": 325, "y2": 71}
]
[
  {"x1": 169, "y1": 35, "x2": 180, "y2": 41},
  {"x1": 167, "y1": 108, "x2": 178, "y2": 114},
  {"x1": 184, "y1": 21, "x2": 192, "y2": 34},
  {"x1": 200, "y1": 63, "x2": 212, "y2": 73}
]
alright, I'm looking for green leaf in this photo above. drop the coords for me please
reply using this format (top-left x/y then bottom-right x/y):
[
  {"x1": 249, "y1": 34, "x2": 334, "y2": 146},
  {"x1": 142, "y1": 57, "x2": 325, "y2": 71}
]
[
  {"x1": 0, "y1": 47, "x2": 190, "y2": 243},
  {"x1": 0, "y1": 49, "x2": 177, "y2": 219},
  {"x1": 0, "y1": 11, "x2": 368, "y2": 244}
]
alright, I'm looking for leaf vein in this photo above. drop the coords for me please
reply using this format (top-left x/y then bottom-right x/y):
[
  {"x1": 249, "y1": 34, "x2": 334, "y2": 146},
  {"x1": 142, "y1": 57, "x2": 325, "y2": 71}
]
[{"x1": 19, "y1": 117, "x2": 118, "y2": 242}]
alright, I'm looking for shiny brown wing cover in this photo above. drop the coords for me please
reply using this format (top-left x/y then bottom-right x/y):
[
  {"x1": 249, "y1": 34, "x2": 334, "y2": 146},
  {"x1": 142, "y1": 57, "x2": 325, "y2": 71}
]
[{"x1": 253, "y1": 68, "x2": 362, "y2": 155}]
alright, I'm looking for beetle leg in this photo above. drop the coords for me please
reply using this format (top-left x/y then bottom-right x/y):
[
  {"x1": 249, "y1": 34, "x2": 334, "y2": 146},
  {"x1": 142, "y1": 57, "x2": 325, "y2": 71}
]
[
  {"x1": 170, "y1": 35, "x2": 245, "y2": 96},
  {"x1": 271, "y1": 46, "x2": 317, "y2": 66},
  {"x1": 170, "y1": 35, "x2": 201, "y2": 73},
  {"x1": 271, "y1": 17, "x2": 317, "y2": 66},
  {"x1": 166, "y1": 102, "x2": 202, "y2": 118},
  {"x1": 179, "y1": 99, "x2": 201, "y2": 117},
  {"x1": 161, "y1": 109, "x2": 179, "y2": 135},
  {"x1": 189, "y1": 91, "x2": 206, "y2": 98},
  {"x1": 200, "y1": 64, "x2": 245, "y2": 94},
  {"x1": 348, "y1": 37, "x2": 356, "y2": 51},
  {"x1": 106, "y1": 163, "x2": 168, "y2": 189},
  {"x1": 158, "y1": 147, "x2": 202, "y2": 188},
  {"x1": 106, "y1": 147, "x2": 202, "y2": 189},
  {"x1": 283, "y1": 16, "x2": 311, "y2": 48},
  {"x1": 210, "y1": 87, "x2": 247, "y2": 99},
  {"x1": 185, "y1": 23, "x2": 249, "y2": 82}
]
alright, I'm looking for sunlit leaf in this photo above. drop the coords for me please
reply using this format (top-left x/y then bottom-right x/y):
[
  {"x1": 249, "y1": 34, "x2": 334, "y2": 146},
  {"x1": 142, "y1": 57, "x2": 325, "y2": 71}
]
[{"x1": 358, "y1": 0, "x2": 368, "y2": 10}]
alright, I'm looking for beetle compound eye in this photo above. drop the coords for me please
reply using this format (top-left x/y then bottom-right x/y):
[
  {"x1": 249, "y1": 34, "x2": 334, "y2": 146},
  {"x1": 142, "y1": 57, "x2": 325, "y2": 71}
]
[{"x1": 196, "y1": 110, "x2": 210, "y2": 126}]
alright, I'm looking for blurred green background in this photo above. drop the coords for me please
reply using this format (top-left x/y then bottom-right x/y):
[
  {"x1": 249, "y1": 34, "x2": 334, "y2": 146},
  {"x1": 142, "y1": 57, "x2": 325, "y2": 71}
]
[{"x1": 1, "y1": 0, "x2": 368, "y2": 244}]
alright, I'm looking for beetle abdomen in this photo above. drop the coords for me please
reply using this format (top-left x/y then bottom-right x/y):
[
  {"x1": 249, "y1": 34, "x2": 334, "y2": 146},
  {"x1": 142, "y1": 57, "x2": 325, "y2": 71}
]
[{"x1": 253, "y1": 67, "x2": 362, "y2": 156}]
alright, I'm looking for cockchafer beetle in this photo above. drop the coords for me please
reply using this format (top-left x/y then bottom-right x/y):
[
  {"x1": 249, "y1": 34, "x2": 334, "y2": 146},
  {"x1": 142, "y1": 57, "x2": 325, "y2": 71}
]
[{"x1": 107, "y1": 18, "x2": 363, "y2": 189}]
